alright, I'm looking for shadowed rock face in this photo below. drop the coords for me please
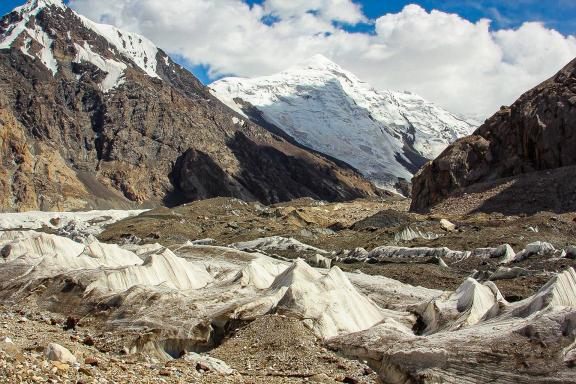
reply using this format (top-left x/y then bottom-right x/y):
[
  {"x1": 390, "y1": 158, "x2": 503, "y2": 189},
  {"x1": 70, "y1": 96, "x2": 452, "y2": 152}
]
[
  {"x1": 411, "y1": 57, "x2": 576, "y2": 213},
  {"x1": 0, "y1": 3, "x2": 379, "y2": 212}
]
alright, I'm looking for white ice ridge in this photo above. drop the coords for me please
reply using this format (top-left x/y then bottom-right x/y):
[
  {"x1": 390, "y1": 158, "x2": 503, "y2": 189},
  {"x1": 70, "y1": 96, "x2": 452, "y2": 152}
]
[
  {"x1": 0, "y1": 231, "x2": 142, "y2": 273},
  {"x1": 230, "y1": 236, "x2": 327, "y2": 254},
  {"x1": 509, "y1": 267, "x2": 576, "y2": 317},
  {"x1": 87, "y1": 248, "x2": 213, "y2": 293},
  {"x1": 211, "y1": 54, "x2": 475, "y2": 187},
  {"x1": 233, "y1": 259, "x2": 392, "y2": 339},
  {"x1": 367, "y1": 246, "x2": 471, "y2": 261},
  {"x1": 0, "y1": 209, "x2": 146, "y2": 236},
  {"x1": 74, "y1": 42, "x2": 127, "y2": 92}
]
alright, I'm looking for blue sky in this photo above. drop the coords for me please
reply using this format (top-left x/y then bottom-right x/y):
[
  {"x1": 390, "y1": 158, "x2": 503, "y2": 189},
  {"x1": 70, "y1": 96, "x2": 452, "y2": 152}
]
[
  {"x1": 3, "y1": 0, "x2": 576, "y2": 34},
  {"x1": 248, "y1": 0, "x2": 576, "y2": 35},
  {"x1": 3, "y1": 0, "x2": 575, "y2": 84}
]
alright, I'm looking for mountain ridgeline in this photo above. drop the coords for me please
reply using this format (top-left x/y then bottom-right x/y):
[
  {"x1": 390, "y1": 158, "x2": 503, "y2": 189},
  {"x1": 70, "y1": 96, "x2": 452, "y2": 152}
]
[{"x1": 0, "y1": 0, "x2": 380, "y2": 212}]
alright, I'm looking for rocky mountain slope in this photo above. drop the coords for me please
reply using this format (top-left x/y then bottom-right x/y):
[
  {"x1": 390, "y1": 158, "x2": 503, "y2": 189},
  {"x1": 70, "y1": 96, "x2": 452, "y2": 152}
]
[
  {"x1": 411, "y1": 57, "x2": 576, "y2": 213},
  {"x1": 0, "y1": 0, "x2": 379, "y2": 212},
  {"x1": 210, "y1": 55, "x2": 474, "y2": 190}
]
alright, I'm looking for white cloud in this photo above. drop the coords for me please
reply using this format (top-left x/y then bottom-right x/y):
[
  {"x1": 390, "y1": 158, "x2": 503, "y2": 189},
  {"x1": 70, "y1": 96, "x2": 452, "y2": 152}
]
[
  {"x1": 68, "y1": 0, "x2": 576, "y2": 119},
  {"x1": 263, "y1": 0, "x2": 365, "y2": 24}
]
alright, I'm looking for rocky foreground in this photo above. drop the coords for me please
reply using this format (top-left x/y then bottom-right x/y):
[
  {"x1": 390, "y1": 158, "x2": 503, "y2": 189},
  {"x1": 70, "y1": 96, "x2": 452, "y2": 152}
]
[
  {"x1": 1, "y1": 199, "x2": 576, "y2": 383},
  {"x1": 0, "y1": 308, "x2": 376, "y2": 383}
]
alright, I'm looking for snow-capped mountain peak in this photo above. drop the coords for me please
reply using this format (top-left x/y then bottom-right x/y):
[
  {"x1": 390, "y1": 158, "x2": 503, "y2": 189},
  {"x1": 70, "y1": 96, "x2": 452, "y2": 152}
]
[
  {"x1": 0, "y1": 0, "x2": 160, "y2": 88},
  {"x1": 77, "y1": 16, "x2": 159, "y2": 79},
  {"x1": 15, "y1": 0, "x2": 66, "y2": 13},
  {"x1": 211, "y1": 55, "x2": 475, "y2": 190},
  {"x1": 294, "y1": 54, "x2": 342, "y2": 70}
]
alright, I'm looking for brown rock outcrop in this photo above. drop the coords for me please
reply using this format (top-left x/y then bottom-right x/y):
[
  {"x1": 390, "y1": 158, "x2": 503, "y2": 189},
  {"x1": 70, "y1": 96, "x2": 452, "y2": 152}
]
[{"x1": 412, "y1": 57, "x2": 576, "y2": 213}]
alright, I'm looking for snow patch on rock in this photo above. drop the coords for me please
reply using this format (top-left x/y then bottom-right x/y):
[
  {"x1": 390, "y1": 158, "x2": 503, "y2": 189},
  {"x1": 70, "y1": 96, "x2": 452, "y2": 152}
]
[
  {"x1": 73, "y1": 42, "x2": 127, "y2": 92},
  {"x1": 78, "y1": 15, "x2": 159, "y2": 79},
  {"x1": 0, "y1": 0, "x2": 60, "y2": 75},
  {"x1": 1, "y1": 0, "x2": 160, "y2": 80}
]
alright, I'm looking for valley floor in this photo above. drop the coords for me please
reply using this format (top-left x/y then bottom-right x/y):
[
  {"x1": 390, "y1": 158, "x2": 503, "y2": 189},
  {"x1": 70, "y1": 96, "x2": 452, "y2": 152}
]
[{"x1": 1, "y1": 197, "x2": 576, "y2": 383}]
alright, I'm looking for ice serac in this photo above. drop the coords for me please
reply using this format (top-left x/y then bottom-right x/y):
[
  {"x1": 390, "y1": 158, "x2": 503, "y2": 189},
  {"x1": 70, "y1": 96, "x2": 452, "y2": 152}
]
[
  {"x1": 510, "y1": 267, "x2": 576, "y2": 317},
  {"x1": 211, "y1": 54, "x2": 474, "y2": 190},
  {"x1": 236, "y1": 257, "x2": 288, "y2": 289},
  {"x1": 329, "y1": 268, "x2": 576, "y2": 384},
  {"x1": 418, "y1": 277, "x2": 506, "y2": 333},
  {"x1": 0, "y1": 231, "x2": 142, "y2": 273},
  {"x1": 230, "y1": 236, "x2": 327, "y2": 254},
  {"x1": 233, "y1": 259, "x2": 403, "y2": 339},
  {"x1": 0, "y1": 1, "x2": 379, "y2": 211},
  {"x1": 87, "y1": 248, "x2": 213, "y2": 293}
]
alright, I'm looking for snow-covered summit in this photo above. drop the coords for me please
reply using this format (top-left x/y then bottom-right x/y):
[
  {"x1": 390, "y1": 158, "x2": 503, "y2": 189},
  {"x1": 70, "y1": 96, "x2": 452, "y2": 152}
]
[
  {"x1": 211, "y1": 55, "x2": 475, "y2": 189},
  {"x1": 78, "y1": 15, "x2": 159, "y2": 79},
  {"x1": 299, "y1": 53, "x2": 343, "y2": 70},
  {"x1": 18, "y1": 0, "x2": 65, "y2": 12},
  {"x1": 0, "y1": 0, "x2": 160, "y2": 88}
]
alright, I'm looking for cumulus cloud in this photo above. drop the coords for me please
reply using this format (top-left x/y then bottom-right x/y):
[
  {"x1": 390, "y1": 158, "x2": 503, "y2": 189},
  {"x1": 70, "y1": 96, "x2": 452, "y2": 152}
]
[
  {"x1": 68, "y1": 0, "x2": 576, "y2": 118},
  {"x1": 263, "y1": 0, "x2": 365, "y2": 24}
]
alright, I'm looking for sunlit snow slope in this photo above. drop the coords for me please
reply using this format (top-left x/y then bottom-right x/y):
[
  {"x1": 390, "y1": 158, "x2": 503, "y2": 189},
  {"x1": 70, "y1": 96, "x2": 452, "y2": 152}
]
[{"x1": 211, "y1": 55, "x2": 475, "y2": 189}]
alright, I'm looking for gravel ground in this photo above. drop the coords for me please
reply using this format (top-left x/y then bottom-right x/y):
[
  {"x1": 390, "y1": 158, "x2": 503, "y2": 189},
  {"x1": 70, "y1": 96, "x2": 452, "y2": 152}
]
[{"x1": 0, "y1": 306, "x2": 380, "y2": 384}]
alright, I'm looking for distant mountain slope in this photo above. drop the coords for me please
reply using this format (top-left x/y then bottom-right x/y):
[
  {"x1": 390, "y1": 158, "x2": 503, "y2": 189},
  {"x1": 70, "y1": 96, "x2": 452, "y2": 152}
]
[
  {"x1": 411, "y1": 57, "x2": 576, "y2": 213},
  {"x1": 210, "y1": 55, "x2": 474, "y2": 189},
  {"x1": 0, "y1": 0, "x2": 380, "y2": 212}
]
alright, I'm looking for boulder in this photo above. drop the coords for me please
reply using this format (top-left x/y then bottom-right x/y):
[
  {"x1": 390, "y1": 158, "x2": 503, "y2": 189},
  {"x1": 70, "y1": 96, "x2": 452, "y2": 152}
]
[
  {"x1": 44, "y1": 343, "x2": 77, "y2": 365},
  {"x1": 439, "y1": 219, "x2": 456, "y2": 232},
  {"x1": 0, "y1": 337, "x2": 21, "y2": 357},
  {"x1": 566, "y1": 246, "x2": 576, "y2": 259},
  {"x1": 183, "y1": 352, "x2": 233, "y2": 375}
]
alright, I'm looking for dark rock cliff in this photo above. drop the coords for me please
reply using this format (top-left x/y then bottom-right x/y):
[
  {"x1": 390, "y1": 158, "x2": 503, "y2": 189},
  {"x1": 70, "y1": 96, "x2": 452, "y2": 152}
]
[{"x1": 411, "y1": 57, "x2": 576, "y2": 213}]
